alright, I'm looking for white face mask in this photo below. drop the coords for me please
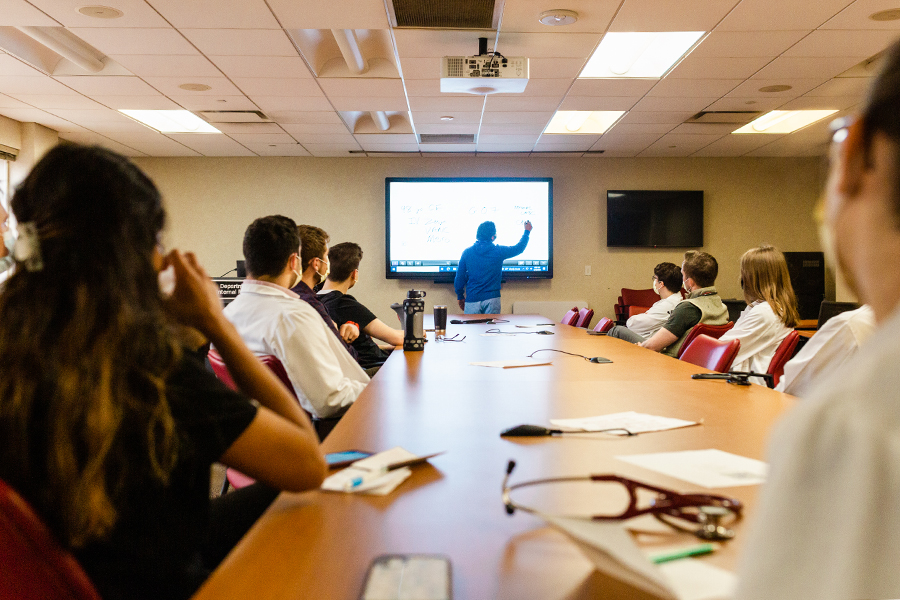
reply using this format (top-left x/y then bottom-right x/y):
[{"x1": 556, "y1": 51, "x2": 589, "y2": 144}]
[
  {"x1": 158, "y1": 265, "x2": 176, "y2": 298},
  {"x1": 652, "y1": 279, "x2": 660, "y2": 295},
  {"x1": 2, "y1": 229, "x2": 14, "y2": 255},
  {"x1": 317, "y1": 258, "x2": 329, "y2": 284},
  {"x1": 291, "y1": 268, "x2": 303, "y2": 289}
]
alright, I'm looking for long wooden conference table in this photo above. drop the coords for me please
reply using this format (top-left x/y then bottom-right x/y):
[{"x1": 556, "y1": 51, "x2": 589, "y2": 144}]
[{"x1": 196, "y1": 315, "x2": 796, "y2": 600}]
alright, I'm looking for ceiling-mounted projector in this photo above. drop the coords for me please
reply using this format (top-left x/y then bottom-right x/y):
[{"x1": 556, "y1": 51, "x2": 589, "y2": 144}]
[{"x1": 440, "y1": 55, "x2": 529, "y2": 94}]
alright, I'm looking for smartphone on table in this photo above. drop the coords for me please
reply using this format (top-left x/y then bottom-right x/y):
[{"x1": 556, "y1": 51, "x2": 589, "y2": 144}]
[
  {"x1": 325, "y1": 450, "x2": 373, "y2": 469},
  {"x1": 360, "y1": 554, "x2": 451, "y2": 600}
]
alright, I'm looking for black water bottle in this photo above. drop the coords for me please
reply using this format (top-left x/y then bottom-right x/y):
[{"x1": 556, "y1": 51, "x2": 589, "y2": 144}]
[{"x1": 402, "y1": 290, "x2": 426, "y2": 351}]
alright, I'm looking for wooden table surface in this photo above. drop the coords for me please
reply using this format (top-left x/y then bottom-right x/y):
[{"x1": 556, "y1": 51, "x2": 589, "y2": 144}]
[{"x1": 195, "y1": 315, "x2": 796, "y2": 600}]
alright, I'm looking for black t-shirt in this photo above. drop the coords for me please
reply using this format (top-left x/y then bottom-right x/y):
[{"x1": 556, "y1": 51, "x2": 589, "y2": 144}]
[
  {"x1": 662, "y1": 302, "x2": 703, "y2": 339},
  {"x1": 4, "y1": 348, "x2": 257, "y2": 600},
  {"x1": 318, "y1": 290, "x2": 391, "y2": 370}
]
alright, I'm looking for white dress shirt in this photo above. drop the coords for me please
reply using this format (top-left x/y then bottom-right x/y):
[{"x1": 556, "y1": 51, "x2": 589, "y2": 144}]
[
  {"x1": 719, "y1": 301, "x2": 791, "y2": 382},
  {"x1": 222, "y1": 279, "x2": 369, "y2": 419},
  {"x1": 776, "y1": 305, "x2": 875, "y2": 397},
  {"x1": 625, "y1": 292, "x2": 683, "y2": 339},
  {"x1": 735, "y1": 304, "x2": 900, "y2": 600}
]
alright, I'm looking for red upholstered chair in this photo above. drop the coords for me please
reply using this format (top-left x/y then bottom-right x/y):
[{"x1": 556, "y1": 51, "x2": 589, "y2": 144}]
[
  {"x1": 615, "y1": 288, "x2": 660, "y2": 322},
  {"x1": 627, "y1": 305, "x2": 651, "y2": 318},
  {"x1": 593, "y1": 317, "x2": 614, "y2": 333},
  {"x1": 676, "y1": 321, "x2": 735, "y2": 359},
  {"x1": 576, "y1": 308, "x2": 594, "y2": 329},
  {"x1": 679, "y1": 334, "x2": 741, "y2": 372},
  {"x1": 766, "y1": 330, "x2": 801, "y2": 389},
  {"x1": 0, "y1": 478, "x2": 101, "y2": 600},
  {"x1": 560, "y1": 307, "x2": 579, "y2": 326}
]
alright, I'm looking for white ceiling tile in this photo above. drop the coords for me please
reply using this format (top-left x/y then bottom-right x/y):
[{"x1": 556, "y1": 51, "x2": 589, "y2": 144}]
[
  {"x1": 232, "y1": 78, "x2": 324, "y2": 97},
  {"x1": 483, "y1": 96, "x2": 563, "y2": 111},
  {"x1": 608, "y1": 122, "x2": 679, "y2": 135},
  {"x1": 102, "y1": 132, "x2": 202, "y2": 155},
  {"x1": 227, "y1": 132, "x2": 296, "y2": 144},
  {"x1": 397, "y1": 57, "x2": 441, "y2": 80},
  {"x1": 638, "y1": 133, "x2": 722, "y2": 156},
  {"x1": 301, "y1": 142, "x2": 363, "y2": 155},
  {"x1": 327, "y1": 96, "x2": 408, "y2": 111},
  {"x1": 568, "y1": 79, "x2": 658, "y2": 97},
  {"x1": 69, "y1": 28, "x2": 198, "y2": 55},
  {"x1": 558, "y1": 96, "x2": 639, "y2": 111},
  {"x1": 779, "y1": 95, "x2": 861, "y2": 110},
  {"x1": 412, "y1": 111, "x2": 483, "y2": 124},
  {"x1": 668, "y1": 56, "x2": 771, "y2": 79},
  {"x1": 478, "y1": 134, "x2": 541, "y2": 144},
  {"x1": 481, "y1": 111, "x2": 555, "y2": 124},
  {"x1": 146, "y1": 0, "x2": 281, "y2": 29},
  {"x1": 5, "y1": 93, "x2": 104, "y2": 109},
  {"x1": 528, "y1": 58, "x2": 590, "y2": 80},
  {"x1": 415, "y1": 123, "x2": 480, "y2": 134},
  {"x1": 618, "y1": 111, "x2": 696, "y2": 124},
  {"x1": 475, "y1": 145, "x2": 535, "y2": 153},
  {"x1": 727, "y1": 78, "x2": 825, "y2": 97},
  {"x1": 537, "y1": 133, "x2": 602, "y2": 145},
  {"x1": 804, "y1": 77, "x2": 871, "y2": 96},
  {"x1": 211, "y1": 123, "x2": 284, "y2": 134},
  {"x1": 610, "y1": 0, "x2": 740, "y2": 31},
  {"x1": 532, "y1": 139, "x2": 597, "y2": 151},
  {"x1": 266, "y1": 0, "x2": 389, "y2": 29},
  {"x1": 785, "y1": 29, "x2": 900, "y2": 58},
  {"x1": 244, "y1": 143, "x2": 312, "y2": 156},
  {"x1": 0, "y1": 107, "x2": 72, "y2": 129},
  {"x1": 54, "y1": 75, "x2": 161, "y2": 96},
  {"x1": 84, "y1": 120, "x2": 160, "y2": 134},
  {"x1": 0, "y1": 75, "x2": 77, "y2": 95},
  {"x1": 59, "y1": 131, "x2": 148, "y2": 156},
  {"x1": 584, "y1": 148, "x2": 640, "y2": 156},
  {"x1": 279, "y1": 123, "x2": 351, "y2": 135},
  {"x1": 407, "y1": 96, "x2": 484, "y2": 112},
  {"x1": 716, "y1": 0, "x2": 855, "y2": 30},
  {"x1": 181, "y1": 29, "x2": 299, "y2": 57},
  {"x1": 0, "y1": 93, "x2": 30, "y2": 108},
  {"x1": 703, "y1": 97, "x2": 785, "y2": 111},
  {"x1": 479, "y1": 123, "x2": 546, "y2": 134},
  {"x1": 496, "y1": 33, "x2": 602, "y2": 58},
  {"x1": 822, "y1": 0, "x2": 900, "y2": 29},
  {"x1": 92, "y1": 95, "x2": 181, "y2": 109},
  {"x1": 648, "y1": 78, "x2": 742, "y2": 98},
  {"x1": 689, "y1": 31, "x2": 810, "y2": 58},
  {"x1": 44, "y1": 107, "x2": 133, "y2": 122},
  {"x1": 530, "y1": 151, "x2": 584, "y2": 157},
  {"x1": 591, "y1": 132, "x2": 662, "y2": 151},
  {"x1": 0, "y1": 54, "x2": 48, "y2": 76},
  {"x1": 500, "y1": 0, "x2": 620, "y2": 33},
  {"x1": 111, "y1": 55, "x2": 221, "y2": 77},
  {"x1": 394, "y1": 30, "x2": 492, "y2": 59},
  {"x1": 165, "y1": 133, "x2": 256, "y2": 156},
  {"x1": 27, "y1": 0, "x2": 169, "y2": 27},
  {"x1": 669, "y1": 123, "x2": 741, "y2": 135},
  {"x1": 404, "y1": 79, "x2": 474, "y2": 97},
  {"x1": 0, "y1": 0, "x2": 60, "y2": 26},
  {"x1": 630, "y1": 96, "x2": 719, "y2": 112},
  {"x1": 492, "y1": 79, "x2": 575, "y2": 97},
  {"x1": 751, "y1": 56, "x2": 863, "y2": 80},
  {"x1": 691, "y1": 134, "x2": 783, "y2": 156},
  {"x1": 210, "y1": 56, "x2": 313, "y2": 79},
  {"x1": 354, "y1": 133, "x2": 417, "y2": 144},
  {"x1": 358, "y1": 142, "x2": 421, "y2": 151},
  {"x1": 291, "y1": 132, "x2": 357, "y2": 144},
  {"x1": 266, "y1": 111, "x2": 344, "y2": 124},
  {"x1": 419, "y1": 144, "x2": 476, "y2": 152},
  {"x1": 169, "y1": 95, "x2": 259, "y2": 110},
  {"x1": 318, "y1": 78, "x2": 405, "y2": 98},
  {"x1": 250, "y1": 96, "x2": 333, "y2": 111}
]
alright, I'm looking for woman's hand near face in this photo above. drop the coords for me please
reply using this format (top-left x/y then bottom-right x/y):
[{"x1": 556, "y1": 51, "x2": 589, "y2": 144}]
[{"x1": 161, "y1": 249, "x2": 225, "y2": 337}]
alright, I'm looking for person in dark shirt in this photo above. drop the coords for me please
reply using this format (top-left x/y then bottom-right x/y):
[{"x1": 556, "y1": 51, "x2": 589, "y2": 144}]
[
  {"x1": 318, "y1": 242, "x2": 404, "y2": 374},
  {"x1": 0, "y1": 144, "x2": 326, "y2": 600}
]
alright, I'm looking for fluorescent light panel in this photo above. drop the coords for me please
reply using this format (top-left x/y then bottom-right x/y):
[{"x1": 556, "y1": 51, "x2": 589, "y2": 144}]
[
  {"x1": 119, "y1": 110, "x2": 222, "y2": 133},
  {"x1": 732, "y1": 110, "x2": 838, "y2": 134},
  {"x1": 580, "y1": 32, "x2": 705, "y2": 78},
  {"x1": 544, "y1": 111, "x2": 626, "y2": 134}
]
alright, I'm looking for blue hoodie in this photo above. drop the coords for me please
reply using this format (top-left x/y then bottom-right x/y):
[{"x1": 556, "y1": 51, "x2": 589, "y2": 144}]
[{"x1": 454, "y1": 230, "x2": 530, "y2": 302}]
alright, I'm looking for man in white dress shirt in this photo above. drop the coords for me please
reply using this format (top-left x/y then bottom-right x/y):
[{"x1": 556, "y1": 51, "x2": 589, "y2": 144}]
[
  {"x1": 622, "y1": 262, "x2": 684, "y2": 339},
  {"x1": 223, "y1": 215, "x2": 369, "y2": 425},
  {"x1": 735, "y1": 38, "x2": 900, "y2": 600}
]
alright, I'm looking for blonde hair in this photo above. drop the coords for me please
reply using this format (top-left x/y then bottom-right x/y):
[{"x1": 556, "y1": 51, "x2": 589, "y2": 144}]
[{"x1": 740, "y1": 245, "x2": 800, "y2": 328}]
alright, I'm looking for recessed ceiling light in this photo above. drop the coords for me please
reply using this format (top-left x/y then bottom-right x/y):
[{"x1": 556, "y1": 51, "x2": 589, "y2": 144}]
[
  {"x1": 440, "y1": 116, "x2": 454, "y2": 121},
  {"x1": 179, "y1": 83, "x2": 212, "y2": 92},
  {"x1": 758, "y1": 84, "x2": 792, "y2": 93},
  {"x1": 870, "y1": 8, "x2": 900, "y2": 21},
  {"x1": 539, "y1": 10, "x2": 578, "y2": 26},
  {"x1": 732, "y1": 109, "x2": 838, "y2": 134},
  {"x1": 544, "y1": 111, "x2": 625, "y2": 134},
  {"x1": 579, "y1": 32, "x2": 704, "y2": 79},
  {"x1": 119, "y1": 110, "x2": 222, "y2": 133},
  {"x1": 78, "y1": 5, "x2": 123, "y2": 18}
]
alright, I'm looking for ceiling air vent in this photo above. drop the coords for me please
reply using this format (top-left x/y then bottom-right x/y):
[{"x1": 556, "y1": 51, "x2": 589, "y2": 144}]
[
  {"x1": 388, "y1": 0, "x2": 501, "y2": 29},
  {"x1": 418, "y1": 133, "x2": 477, "y2": 144},
  {"x1": 686, "y1": 111, "x2": 759, "y2": 124},
  {"x1": 198, "y1": 110, "x2": 270, "y2": 123}
]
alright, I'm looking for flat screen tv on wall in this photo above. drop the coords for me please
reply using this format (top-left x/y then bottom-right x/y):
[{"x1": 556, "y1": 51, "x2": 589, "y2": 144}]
[
  {"x1": 607, "y1": 190, "x2": 703, "y2": 248},
  {"x1": 385, "y1": 177, "x2": 553, "y2": 281}
]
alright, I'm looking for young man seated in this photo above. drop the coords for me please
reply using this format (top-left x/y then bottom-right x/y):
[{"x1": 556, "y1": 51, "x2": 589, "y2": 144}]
[
  {"x1": 318, "y1": 242, "x2": 404, "y2": 375},
  {"x1": 622, "y1": 262, "x2": 684, "y2": 339},
  {"x1": 223, "y1": 216, "x2": 369, "y2": 432},
  {"x1": 608, "y1": 251, "x2": 728, "y2": 357}
]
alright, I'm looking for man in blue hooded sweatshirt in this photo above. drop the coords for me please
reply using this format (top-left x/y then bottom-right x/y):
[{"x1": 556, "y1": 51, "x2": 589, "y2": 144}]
[{"x1": 455, "y1": 219, "x2": 533, "y2": 314}]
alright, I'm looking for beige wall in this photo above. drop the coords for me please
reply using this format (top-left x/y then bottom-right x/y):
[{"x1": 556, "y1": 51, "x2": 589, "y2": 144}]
[{"x1": 133, "y1": 155, "x2": 825, "y2": 325}]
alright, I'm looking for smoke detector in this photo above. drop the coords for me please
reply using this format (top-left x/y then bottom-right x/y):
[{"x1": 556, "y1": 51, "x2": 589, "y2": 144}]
[{"x1": 538, "y1": 10, "x2": 578, "y2": 26}]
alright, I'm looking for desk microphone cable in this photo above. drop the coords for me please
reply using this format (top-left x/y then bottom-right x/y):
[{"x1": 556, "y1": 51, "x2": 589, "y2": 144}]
[{"x1": 527, "y1": 349, "x2": 612, "y2": 363}]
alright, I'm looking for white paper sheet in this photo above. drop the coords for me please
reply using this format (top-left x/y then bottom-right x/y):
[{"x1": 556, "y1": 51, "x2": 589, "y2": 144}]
[
  {"x1": 616, "y1": 449, "x2": 768, "y2": 488},
  {"x1": 321, "y1": 447, "x2": 420, "y2": 495},
  {"x1": 550, "y1": 411, "x2": 699, "y2": 436},
  {"x1": 469, "y1": 360, "x2": 552, "y2": 368}
]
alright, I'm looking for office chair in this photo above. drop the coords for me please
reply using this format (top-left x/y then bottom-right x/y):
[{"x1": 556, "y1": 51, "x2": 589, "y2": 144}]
[
  {"x1": 0, "y1": 478, "x2": 101, "y2": 600},
  {"x1": 817, "y1": 300, "x2": 859, "y2": 329},
  {"x1": 679, "y1": 335, "x2": 741, "y2": 372},
  {"x1": 593, "y1": 317, "x2": 614, "y2": 333},
  {"x1": 614, "y1": 288, "x2": 660, "y2": 323},
  {"x1": 766, "y1": 330, "x2": 801, "y2": 389},
  {"x1": 576, "y1": 307, "x2": 594, "y2": 329},
  {"x1": 560, "y1": 307, "x2": 580, "y2": 326},
  {"x1": 676, "y1": 322, "x2": 735, "y2": 359}
]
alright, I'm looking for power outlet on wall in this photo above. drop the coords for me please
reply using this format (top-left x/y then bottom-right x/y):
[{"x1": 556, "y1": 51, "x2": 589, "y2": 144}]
[{"x1": 584, "y1": 265, "x2": 591, "y2": 276}]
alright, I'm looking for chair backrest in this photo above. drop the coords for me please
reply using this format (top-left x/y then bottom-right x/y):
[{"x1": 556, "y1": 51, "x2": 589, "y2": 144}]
[
  {"x1": 767, "y1": 330, "x2": 801, "y2": 389},
  {"x1": 627, "y1": 305, "x2": 651, "y2": 318},
  {"x1": 576, "y1": 308, "x2": 594, "y2": 329},
  {"x1": 817, "y1": 300, "x2": 859, "y2": 329},
  {"x1": 560, "y1": 307, "x2": 579, "y2": 326},
  {"x1": 679, "y1": 334, "x2": 741, "y2": 372},
  {"x1": 593, "y1": 317, "x2": 614, "y2": 333},
  {"x1": 0, "y1": 479, "x2": 101, "y2": 600},
  {"x1": 676, "y1": 321, "x2": 735, "y2": 359},
  {"x1": 620, "y1": 288, "x2": 660, "y2": 307}
]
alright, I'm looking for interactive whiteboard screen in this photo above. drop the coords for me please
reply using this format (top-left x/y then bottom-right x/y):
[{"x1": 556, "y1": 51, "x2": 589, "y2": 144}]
[{"x1": 386, "y1": 178, "x2": 553, "y2": 280}]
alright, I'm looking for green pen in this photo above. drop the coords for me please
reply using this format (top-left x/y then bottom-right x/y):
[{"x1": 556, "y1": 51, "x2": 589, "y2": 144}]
[{"x1": 649, "y1": 543, "x2": 718, "y2": 564}]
